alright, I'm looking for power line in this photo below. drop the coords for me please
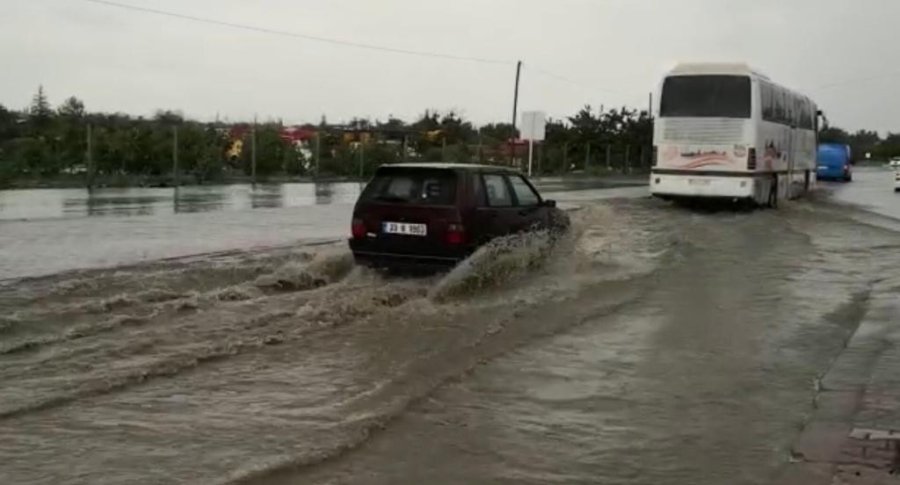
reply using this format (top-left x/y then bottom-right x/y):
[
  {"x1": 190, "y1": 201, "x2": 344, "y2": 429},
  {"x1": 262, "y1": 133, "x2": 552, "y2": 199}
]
[
  {"x1": 81, "y1": 0, "x2": 513, "y2": 66},
  {"x1": 524, "y1": 64, "x2": 643, "y2": 100},
  {"x1": 524, "y1": 64, "x2": 648, "y2": 110}
]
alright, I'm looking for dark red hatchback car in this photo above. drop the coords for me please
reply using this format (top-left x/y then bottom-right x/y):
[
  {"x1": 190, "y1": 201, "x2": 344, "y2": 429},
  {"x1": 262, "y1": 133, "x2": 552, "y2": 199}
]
[{"x1": 349, "y1": 163, "x2": 568, "y2": 270}]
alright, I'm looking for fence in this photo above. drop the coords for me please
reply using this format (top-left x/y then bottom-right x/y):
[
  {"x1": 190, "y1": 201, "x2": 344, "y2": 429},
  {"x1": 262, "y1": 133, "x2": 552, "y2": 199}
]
[
  {"x1": 324, "y1": 140, "x2": 653, "y2": 179},
  {"x1": 57, "y1": 123, "x2": 651, "y2": 189}
]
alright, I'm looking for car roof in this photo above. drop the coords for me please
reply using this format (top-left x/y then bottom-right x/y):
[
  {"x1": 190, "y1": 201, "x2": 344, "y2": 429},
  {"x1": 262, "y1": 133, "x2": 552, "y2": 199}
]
[{"x1": 380, "y1": 163, "x2": 522, "y2": 173}]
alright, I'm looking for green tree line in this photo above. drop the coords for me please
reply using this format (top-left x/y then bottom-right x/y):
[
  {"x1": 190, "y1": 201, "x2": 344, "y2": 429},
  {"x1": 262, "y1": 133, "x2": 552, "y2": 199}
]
[
  {"x1": 819, "y1": 125, "x2": 900, "y2": 161},
  {"x1": 0, "y1": 86, "x2": 657, "y2": 188}
]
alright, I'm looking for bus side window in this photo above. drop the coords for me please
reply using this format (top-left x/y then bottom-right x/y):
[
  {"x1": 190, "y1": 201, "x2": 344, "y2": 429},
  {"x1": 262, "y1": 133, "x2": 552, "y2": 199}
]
[
  {"x1": 786, "y1": 93, "x2": 796, "y2": 127},
  {"x1": 761, "y1": 83, "x2": 775, "y2": 122},
  {"x1": 773, "y1": 88, "x2": 783, "y2": 124},
  {"x1": 801, "y1": 99, "x2": 812, "y2": 129}
]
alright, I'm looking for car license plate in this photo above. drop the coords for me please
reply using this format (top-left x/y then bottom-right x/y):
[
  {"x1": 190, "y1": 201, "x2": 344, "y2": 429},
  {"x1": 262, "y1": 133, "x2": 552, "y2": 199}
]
[
  {"x1": 382, "y1": 222, "x2": 427, "y2": 236},
  {"x1": 688, "y1": 178, "x2": 710, "y2": 186}
]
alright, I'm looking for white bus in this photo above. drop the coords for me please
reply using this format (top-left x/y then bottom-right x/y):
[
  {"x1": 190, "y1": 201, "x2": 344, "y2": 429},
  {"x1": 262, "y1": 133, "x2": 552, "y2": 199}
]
[{"x1": 650, "y1": 63, "x2": 819, "y2": 207}]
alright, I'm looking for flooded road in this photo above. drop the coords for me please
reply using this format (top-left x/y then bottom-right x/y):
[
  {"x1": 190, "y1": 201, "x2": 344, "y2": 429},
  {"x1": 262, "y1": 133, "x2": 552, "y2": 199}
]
[
  {"x1": 2, "y1": 169, "x2": 899, "y2": 484},
  {"x1": 0, "y1": 178, "x2": 644, "y2": 280}
]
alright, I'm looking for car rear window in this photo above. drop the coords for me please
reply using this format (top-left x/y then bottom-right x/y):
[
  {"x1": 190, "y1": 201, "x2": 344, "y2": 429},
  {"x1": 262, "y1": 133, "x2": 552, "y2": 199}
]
[{"x1": 360, "y1": 168, "x2": 457, "y2": 205}]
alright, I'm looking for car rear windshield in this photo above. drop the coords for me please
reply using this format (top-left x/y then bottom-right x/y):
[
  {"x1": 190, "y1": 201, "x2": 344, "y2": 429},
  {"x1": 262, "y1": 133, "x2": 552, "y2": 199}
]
[
  {"x1": 660, "y1": 75, "x2": 752, "y2": 118},
  {"x1": 360, "y1": 168, "x2": 457, "y2": 205}
]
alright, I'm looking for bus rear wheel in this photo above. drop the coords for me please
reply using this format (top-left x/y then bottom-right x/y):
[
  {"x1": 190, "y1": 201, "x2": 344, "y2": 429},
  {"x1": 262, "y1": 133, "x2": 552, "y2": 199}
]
[{"x1": 767, "y1": 176, "x2": 779, "y2": 209}]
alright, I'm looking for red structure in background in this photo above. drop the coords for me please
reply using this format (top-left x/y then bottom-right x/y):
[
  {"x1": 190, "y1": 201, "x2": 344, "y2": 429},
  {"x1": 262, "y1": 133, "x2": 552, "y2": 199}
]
[
  {"x1": 279, "y1": 126, "x2": 317, "y2": 144},
  {"x1": 227, "y1": 125, "x2": 317, "y2": 144},
  {"x1": 497, "y1": 139, "x2": 531, "y2": 158}
]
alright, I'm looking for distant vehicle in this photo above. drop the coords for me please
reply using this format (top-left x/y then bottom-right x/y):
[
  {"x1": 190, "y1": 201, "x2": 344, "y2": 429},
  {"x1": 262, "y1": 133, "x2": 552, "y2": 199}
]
[
  {"x1": 816, "y1": 143, "x2": 853, "y2": 182},
  {"x1": 894, "y1": 167, "x2": 900, "y2": 192},
  {"x1": 349, "y1": 163, "x2": 568, "y2": 271},
  {"x1": 890, "y1": 157, "x2": 900, "y2": 169},
  {"x1": 650, "y1": 63, "x2": 819, "y2": 208}
]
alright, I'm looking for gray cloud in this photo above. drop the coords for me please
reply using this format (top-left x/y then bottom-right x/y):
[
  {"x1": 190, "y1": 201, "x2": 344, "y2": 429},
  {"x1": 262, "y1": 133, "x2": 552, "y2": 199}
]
[{"x1": 2, "y1": 0, "x2": 898, "y2": 132}]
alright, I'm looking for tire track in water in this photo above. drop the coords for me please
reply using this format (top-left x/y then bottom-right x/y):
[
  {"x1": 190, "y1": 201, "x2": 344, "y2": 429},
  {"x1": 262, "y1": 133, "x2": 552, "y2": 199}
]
[
  {"x1": 0, "y1": 257, "x2": 431, "y2": 420},
  {"x1": 0, "y1": 248, "x2": 348, "y2": 357},
  {"x1": 229, "y1": 275, "x2": 654, "y2": 485}
]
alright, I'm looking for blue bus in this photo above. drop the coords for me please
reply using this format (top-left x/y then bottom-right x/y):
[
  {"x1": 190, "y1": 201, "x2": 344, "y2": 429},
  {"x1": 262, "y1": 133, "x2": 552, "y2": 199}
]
[{"x1": 817, "y1": 143, "x2": 853, "y2": 182}]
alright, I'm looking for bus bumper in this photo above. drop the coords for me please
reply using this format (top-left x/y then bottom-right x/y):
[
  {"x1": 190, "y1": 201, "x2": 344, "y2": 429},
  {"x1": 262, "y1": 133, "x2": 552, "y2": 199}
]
[{"x1": 649, "y1": 171, "x2": 757, "y2": 200}]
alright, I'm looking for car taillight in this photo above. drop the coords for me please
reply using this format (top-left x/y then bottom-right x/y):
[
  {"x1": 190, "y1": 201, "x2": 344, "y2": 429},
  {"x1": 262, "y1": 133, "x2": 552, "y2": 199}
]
[
  {"x1": 445, "y1": 224, "x2": 465, "y2": 245},
  {"x1": 748, "y1": 148, "x2": 757, "y2": 170},
  {"x1": 351, "y1": 218, "x2": 366, "y2": 239},
  {"x1": 652, "y1": 146, "x2": 658, "y2": 167}
]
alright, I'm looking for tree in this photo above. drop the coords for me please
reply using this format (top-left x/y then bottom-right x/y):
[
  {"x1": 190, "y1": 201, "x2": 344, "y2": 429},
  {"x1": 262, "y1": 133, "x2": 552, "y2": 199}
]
[
  {"x1": 28, "y1": 85, "x2": 53, "y2": 132},
  {"x1": 848, "y1": 129, "x2": 880, "y2": 160},
  {"x1": 880, "y1": 133, "x2": 900, "y2": 159},
  {"x1": 437, "y1": 111, "x2": 476, "y2": 145},
  {"x1": 154, "y1": 110, "x2": 184, "y2": 125},
  {"x1": 819, "y1": 126, "x2": 850, "y2": 144},
  {"x1": 58, "y1": 96, "x2": 85, "y2": 119},
  {"x1": 479, "y1": 123, "x2": 516, "y2": 143},
  {"x1": 0, "y1": 104, "x2": 20, "y2": 142}
]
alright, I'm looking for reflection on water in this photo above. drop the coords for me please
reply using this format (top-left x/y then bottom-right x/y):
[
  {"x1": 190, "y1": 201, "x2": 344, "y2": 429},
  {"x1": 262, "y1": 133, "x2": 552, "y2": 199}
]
[
  {"x1": 315, "y1": 183, "x2": 334, "y2": 205},
  {"x1": 0, "y1": 183, "x2": 364, "y2": 221}
]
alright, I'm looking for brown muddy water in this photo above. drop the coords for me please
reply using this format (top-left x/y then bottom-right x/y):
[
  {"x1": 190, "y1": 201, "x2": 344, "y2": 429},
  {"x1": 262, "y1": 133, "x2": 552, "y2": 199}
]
[{"x1": 2, "y1": 170, "x2": 900, "y2": 484}]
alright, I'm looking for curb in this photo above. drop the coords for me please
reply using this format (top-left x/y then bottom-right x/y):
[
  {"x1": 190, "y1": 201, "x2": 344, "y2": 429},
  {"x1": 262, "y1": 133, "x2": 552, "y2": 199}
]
[{"x1": 775, "y1": 293, "x2": 900, "y2": 484}]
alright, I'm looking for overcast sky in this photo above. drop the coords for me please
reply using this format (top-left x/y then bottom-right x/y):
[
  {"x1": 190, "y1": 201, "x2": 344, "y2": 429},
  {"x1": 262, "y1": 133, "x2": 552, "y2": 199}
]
[{"x1": 3, "y1": 0, "x2": 898, "y2": 132}]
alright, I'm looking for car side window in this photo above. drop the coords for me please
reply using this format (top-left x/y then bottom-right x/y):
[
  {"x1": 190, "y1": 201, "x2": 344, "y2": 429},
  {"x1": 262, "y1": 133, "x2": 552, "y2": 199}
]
[
  {"x1": 472, "y1": 173, "x2": 487, "y2": 206},
  {"x1": 509, "y1": 176, "x2": 540, "y2": 207},
  {"x1": 482, "y1": 174, "x2": 512, "y2": 207}
]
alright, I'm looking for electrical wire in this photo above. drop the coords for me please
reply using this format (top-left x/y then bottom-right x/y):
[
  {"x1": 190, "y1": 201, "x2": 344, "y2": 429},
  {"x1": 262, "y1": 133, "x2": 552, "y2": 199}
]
[
  {"x1": 524, "y1": 64, "x2": 629, "y2": 96},
  {"x1": 81, "y1": 0, "x2": 513, "y2": 66}
]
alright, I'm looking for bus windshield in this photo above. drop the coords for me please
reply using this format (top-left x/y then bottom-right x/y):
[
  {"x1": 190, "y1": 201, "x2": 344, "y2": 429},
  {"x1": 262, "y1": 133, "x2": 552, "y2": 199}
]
[{"x1": 660, "y1": 75, "x2": 751, "y2": 118}]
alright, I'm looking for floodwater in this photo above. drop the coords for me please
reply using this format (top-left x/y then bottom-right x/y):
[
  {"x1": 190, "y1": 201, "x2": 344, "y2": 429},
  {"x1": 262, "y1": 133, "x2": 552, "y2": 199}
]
[
  {"x1": 2, "y1": 168, "x2": 899, "y2": 484},
  {"x1": 0, "y1": 178, "x2": 644, "y2": 280}
]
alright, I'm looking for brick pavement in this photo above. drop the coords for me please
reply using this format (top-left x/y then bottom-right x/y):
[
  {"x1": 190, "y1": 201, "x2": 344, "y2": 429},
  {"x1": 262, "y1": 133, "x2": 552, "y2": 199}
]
[{"x1": 774, "y1": 293, "x2": 900, "y2": 484}]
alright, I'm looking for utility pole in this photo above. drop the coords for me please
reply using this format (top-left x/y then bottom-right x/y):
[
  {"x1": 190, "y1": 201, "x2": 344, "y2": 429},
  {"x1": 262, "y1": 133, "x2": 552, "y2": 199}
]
[
  {"x1": 85, "y1": 123, "x2": 94, "y2": 189},
  {"x1": 402, "y1": 135, "x2": 408, "y2": 163},
  {"x1": 477, "y1": 132, "x2": 483, "y2": 164},
  {"x1": 358, "y1": 141, "x2": 365, "y2": 179},
  {"x1": 585, "y1": 142, "x2": 591, "y2": 171},
  {"x1": 527, "y1": 138, "x2": 534, "y2": 176},
  {"x1": 172, "y1": 125, "x2": 179, "y2": 187},
  {"x1": 314, "y1": 131, "x2": 321, "y2": 177},
  {"x1": 648, "y1": 92, "x2": 654, "y2": 120},
  {"x1": 510, "y1": 60, "x2": 522, "y2": 165},
  {"x1": 251, "y1": 116, "x2": 257, "y2": 184},
  {"x1": 625, "y1": 145, "x2": 631, "y2": 174}
]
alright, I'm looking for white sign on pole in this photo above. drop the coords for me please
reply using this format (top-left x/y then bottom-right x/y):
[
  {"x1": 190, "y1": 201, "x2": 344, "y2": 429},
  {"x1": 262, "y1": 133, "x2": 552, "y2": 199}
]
[
  {"x1": 520, "y1": 111, "x2": 546, "y2": 141},
  {"x1": 520, "y1": 111, "x2": 545, "y2": 176}
]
